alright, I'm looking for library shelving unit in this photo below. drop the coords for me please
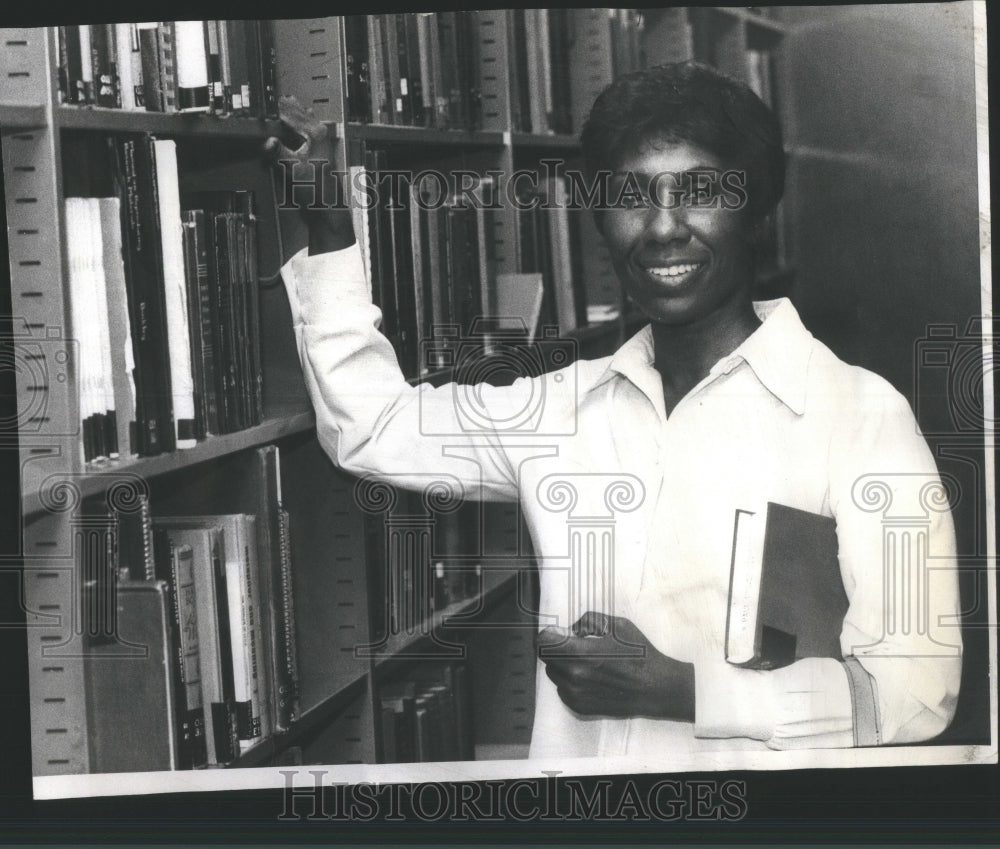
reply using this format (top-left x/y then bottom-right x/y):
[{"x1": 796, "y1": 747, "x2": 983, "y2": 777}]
[{"x1": 3, "y1": 8, "x2": 789, "y2": 781}]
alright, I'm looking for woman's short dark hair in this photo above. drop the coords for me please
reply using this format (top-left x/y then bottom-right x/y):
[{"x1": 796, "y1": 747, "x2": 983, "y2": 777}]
[{"x1": 581, "y1": 62, "x2": 785, "y2": 222}]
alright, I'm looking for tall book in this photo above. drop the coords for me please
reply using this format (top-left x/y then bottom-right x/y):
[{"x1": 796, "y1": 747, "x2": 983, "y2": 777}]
[
  {"x1": 136, "y1": 23, "x2": 162, "y2": 111},
  {"x1": 84, "y1": 581, "x2": 178, "y2": 772},
  {"x1": 151, "y1": 532, "x2": 208, "y2": 769},
  {"x1": 115, "y1": 23, "x2": 143, "y2": 110},
  {"x1": 99, "y1": 196, "x2": 139, "y2": 459},
  {"x1": 181, "y1": 209, "x2": 221, "y2": 438},
  {"x1": 726, "y1": 502, "x2": 848, "y2": 669},
  {"x1": 226, "y1": 446, "x2": 301, "y2": 733},
  {"x1": 109, "y1": 133, "x2": 176, "y2": 455},
  {"x1": 152, "y1": 138, "x2": 197, "y2": 448}
]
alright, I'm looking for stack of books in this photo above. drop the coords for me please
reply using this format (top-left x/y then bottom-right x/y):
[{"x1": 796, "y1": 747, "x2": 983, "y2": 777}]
[
  {"x1": 57, "y1": 21, "x2": 277, "y2": 116},
  {"x1": 84, "y1": 445, "x2": 300, "y2": 772},
  {"x1": 64, "y1": 133, "x2": 263, "y2": 464}
]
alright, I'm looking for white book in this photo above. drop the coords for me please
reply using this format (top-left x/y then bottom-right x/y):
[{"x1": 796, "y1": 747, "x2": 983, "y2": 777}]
[
  {"x1": 174, "y1": 20, "x2": 210, "y2": 113},
  {"x1": 85, "y1": 198, "x2": 118, "y2": 458},
  {"x1": 114, "y1": 23, "x2": 141, "y2": 110},
  {"x1": 151, "y1": 138, "x2": 197, "y2": 448},
  {"x1": 97, "y1": 197, "x2": 138, "y2": 460}
]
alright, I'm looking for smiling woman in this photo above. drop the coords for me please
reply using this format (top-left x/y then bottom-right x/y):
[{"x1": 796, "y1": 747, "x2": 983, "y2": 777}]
[{"x1": 280, "y1": 54, "x2": 964, "y2": 760}]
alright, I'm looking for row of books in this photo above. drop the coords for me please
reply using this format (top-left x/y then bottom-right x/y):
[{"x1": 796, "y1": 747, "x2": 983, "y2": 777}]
[
  {"x1": 85, "y1": 445, "x2": 299, "y2": 772},
  {"x1": 379, "y1": 662, "x2": 474, "y2": 763},
  {"x1": 349, "y1": 144, "x2": 591, "y2": 380},
  {"x1": 57, "y1": 21, "x2": 277, "y2": 116},
  {"x1": 64, "y1": 134, "x2": 263, "y2": 463},
  {"x1": 344, "y1": 12, "x2": 483, "y2": 130}
]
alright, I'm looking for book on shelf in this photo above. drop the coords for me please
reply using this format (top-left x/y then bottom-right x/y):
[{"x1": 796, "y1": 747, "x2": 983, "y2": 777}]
[
  {"x1": 84, "y1": 580, "x2": 179, "y2": 773},
  {"x1": 150, "y1": 531, "x2": 208, "y2": 769},
  {"x1": 57, "y1": 21, "x2": 277, "y2": 117},
  {"x1": 726, "y1": 502, "x2": 848, "y2": 670},
  {"x1": 64, "y1": 196, "x2": 118, "y2": 464}
]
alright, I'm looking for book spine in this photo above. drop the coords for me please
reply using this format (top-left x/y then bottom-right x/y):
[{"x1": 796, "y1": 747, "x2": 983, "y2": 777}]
[
  {"x1": 394, "y1": 14, "x2": 413, "y2": 126},
  {"x1": 257, "y1": 20, "x2": 278, "y2": 119},
  {"x1": 186, "y1": 210, "x2": 221, "y2": 435},
  {"x1": 115, "y1": 24, "x2": 138, "y2": 110},
  {"x1": 277, "y1": 507, "x2": 300, "y2": 727},
  {"x1": 204, "y1": 22, "x2": 224, "y2": 113},
  {"x1": 157, "y1": 22, "x2": 178, "y2": 113},
  {"x1": 241, "y1": 515, "x2": 271, "y2": 741},
  {"x1": 78, "y1": 24, "x2": 95, "y2": 104},
  {"x1": 382, "y1": 15, "x2": 401, "y2": 126},
  {"x1": 437, "y1": 13, "x2": 461, "y2": 129},
  {"x1": 244, "y1": 21, "x2": 262, "y2": 118},
  {"x1": 345, "y1": 16, "x2": 371, "y2": 123},
  {"x1": 152, "y1": 139, "x2": 197, "y2": 448},
  {"x1": 63, "y1": 26, "x2": 87, "y2": 105},
  {"x1": 154, "y1": 534, "x2": 208, "y2": 769},
  {"x1": 90, "y1": 24, "x2": 118, "y2": 108},
  {"x1": 225, "y1": 518, "x2": 261, "y2": 750},
  {"x1": 98, "y1": 197, "x2": 138, "y2": 459},
  {"x1": 56, "y1": 26, "x2": 70, "y2": 104},
  {"x1": 211, "y1": 213, "x2": 236, "y2": 432},
  {"x1": 366, "y1": 16, "x2": 387, "y2": 124},
  {"x1": 137, "y1": 24, "x2": 162, "y2": 111},
  {"x1": 211, "y1": 533, "x2": 240, "y2": 763},
  {"x1": 225, "y1": 20, "x2": 250, "y2": 112},
  {"x1": 174, "y1": 20, "x2": 210, "y2": 113},
  {"x1": 242, "y1": 205, "x2": 263, "y2": 425},
  {"x1": 217, "y1": 20, "x2": 232, "y2": 113}
]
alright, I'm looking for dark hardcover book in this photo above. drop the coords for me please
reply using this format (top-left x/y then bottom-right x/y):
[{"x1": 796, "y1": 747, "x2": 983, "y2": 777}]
[
  {"x1": 244, "y1": 21, "x2": 263, "y2": 119},
  {"x1": 365, "y1": 149, "x2": 402, "y2": 363},
  {"x1": 727, "y1": 502, "x2": 847, "y2": 670},
  {"x1": 204, "y1": 22, "x2": 225, "y2": 112},
  {"x1": 213, "y1": 213, "x2": 241, "y2": 431},
  {"x1": 424, "y1": 13, "x2": 447, "y2": 129},
  {"x1": 366, "y1": 14, "x2": 389, "y2": 124},
  {"x1": 63, "y1": 26, "x2": 89, "y2": 105},
  {"x1": 389, "y1": 172, "x2": 418, "y2": 378},
  {"x1": 114, "y1": 493, "x2": 155, "y2": 582},
  {"x1": 437, "y1": 12, "x2": 462, "y2": 128},
  {"x1": 56, "y1": 26, "x2": 70, "y2": 103},
  {"x1": 567, "y1": 204, "x2": 589, "y2": 330},
  {"x1": 548, "y1": 9, "x2": 572, "y2": 134},
  {"x1": 85, "y1": 581, "x2": 179, "y2": 772},
  {"x1": 109, "y1": 134, "x2": 176, "y2": 455},
  {"x1": 90, "y1": 24, "x2": 118, "y2": 108},
  {"x1": 225, "y1": 19, "x2": 251, "y2": 112},
  {"x1": 257, "y1": 20, "x2": 278, "y2": 119},
  {"x1": 446, "y1": 199, "x2": 483, "y2": 339},
  {"x1": 152, "y1": 532, "x2": 208, "y2": 769},
  {"x1": 456, "y1": 12, "x2": 482, "y2": 131},
  {"x1": 344, "y1": 15, "x2": 371, "y2": 123},
  {"x1": 404, "y1": 13, "x2": 426, "y2": 127},
  {"x1": 137, "y1": 24, "x2": 162, "y2": 111},
  {"x1": 381, "y1": 15, "x2": 402, "y2": 126},
  {"x1": 393, "y1": 13, "x2": 414, "y2": 125},
  {"x1": 181, "y1": 210, "x2": 220, "y2": 438}
]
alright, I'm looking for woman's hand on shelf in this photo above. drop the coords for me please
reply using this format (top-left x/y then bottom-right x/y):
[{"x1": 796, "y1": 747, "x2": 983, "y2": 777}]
[{"x1": 265, "y1": 94, "x2": 355, "y2": 255}]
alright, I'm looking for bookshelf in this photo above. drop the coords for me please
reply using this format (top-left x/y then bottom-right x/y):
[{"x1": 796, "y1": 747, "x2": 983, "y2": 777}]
[{"x1": 4, "y1": 9, "x2": 791, "y2": 780}]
